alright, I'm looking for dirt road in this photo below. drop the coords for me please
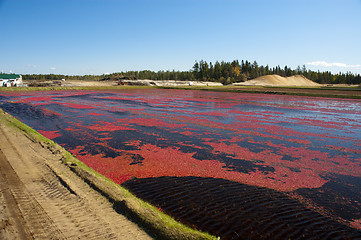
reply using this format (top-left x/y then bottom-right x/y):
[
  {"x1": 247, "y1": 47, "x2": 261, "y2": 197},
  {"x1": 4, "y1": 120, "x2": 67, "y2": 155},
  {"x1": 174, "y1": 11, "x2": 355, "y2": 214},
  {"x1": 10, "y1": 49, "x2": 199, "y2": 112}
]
[{"x1": 0, "y1": 117, "x2": 153, "y2": 239}]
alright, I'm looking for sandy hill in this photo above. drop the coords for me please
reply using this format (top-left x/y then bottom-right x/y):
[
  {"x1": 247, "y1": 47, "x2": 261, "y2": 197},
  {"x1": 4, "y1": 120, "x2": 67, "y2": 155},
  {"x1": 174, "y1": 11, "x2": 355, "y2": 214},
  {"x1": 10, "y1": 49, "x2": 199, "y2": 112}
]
[{"x1": 234, "y1": 75, "x2": 320, "y2": 87}]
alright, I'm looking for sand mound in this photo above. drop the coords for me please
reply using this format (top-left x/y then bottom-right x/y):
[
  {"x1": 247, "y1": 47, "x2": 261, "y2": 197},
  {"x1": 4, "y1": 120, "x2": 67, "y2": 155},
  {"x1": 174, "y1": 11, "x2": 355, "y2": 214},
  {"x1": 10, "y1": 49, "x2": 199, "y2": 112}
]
[{"x1": 234, "y1": 75, "x2": 320, "y2": 87}]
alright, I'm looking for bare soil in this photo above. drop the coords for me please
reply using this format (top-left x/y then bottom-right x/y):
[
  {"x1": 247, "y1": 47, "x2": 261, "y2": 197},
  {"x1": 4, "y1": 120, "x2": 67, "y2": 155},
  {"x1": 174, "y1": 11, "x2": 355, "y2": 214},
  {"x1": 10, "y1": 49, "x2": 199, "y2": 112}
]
[
  {"x1": 61, "y1": 80, "x2": 117, "y2": 87},
  {"x1": 235, "y1": 75, "x2": 320, "y2": 87},
  {"x1": 0, "y1": 114, "x2": 153, "y2": 239}
]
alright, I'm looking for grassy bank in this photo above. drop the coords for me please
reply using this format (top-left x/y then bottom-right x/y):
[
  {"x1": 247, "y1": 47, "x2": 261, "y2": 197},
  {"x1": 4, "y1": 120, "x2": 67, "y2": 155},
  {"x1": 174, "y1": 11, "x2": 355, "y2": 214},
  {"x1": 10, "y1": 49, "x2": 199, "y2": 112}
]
[
  {"x1": 159, "y1": 85, "x2": 361, "y2": 99},
  {"x1": 0, "y1": 85, "x2": 152, "y2": 92},
  {"x1": 0, "y1": 109, "x2": 217, "y2": 240}
]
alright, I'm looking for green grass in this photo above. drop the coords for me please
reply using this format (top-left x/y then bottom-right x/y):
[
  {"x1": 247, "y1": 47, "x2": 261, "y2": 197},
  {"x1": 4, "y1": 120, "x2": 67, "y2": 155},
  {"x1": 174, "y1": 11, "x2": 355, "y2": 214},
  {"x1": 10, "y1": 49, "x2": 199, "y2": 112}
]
[
  {"x1": 0, "y1": 85, "x2": 153, "y2": 92},
  {"x1": 0, "y1": 109, "x2": 54, "y2": 145},
  {"x1": 0, "y1": 108, "x2": 217, "y2": 240},
  {"x1": 158, "y1": 85, "x2": 361, "y2": 99}
]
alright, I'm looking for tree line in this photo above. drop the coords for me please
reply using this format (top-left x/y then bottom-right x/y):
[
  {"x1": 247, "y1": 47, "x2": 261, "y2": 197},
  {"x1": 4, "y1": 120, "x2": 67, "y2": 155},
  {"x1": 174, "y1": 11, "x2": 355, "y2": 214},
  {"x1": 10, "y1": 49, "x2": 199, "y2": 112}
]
[
  {"x1": 22, "y1": 60, "x2": 361, "y2": 85},
  {"x1": 191, "y1": 60, "x2": 361, "y2": 85}
]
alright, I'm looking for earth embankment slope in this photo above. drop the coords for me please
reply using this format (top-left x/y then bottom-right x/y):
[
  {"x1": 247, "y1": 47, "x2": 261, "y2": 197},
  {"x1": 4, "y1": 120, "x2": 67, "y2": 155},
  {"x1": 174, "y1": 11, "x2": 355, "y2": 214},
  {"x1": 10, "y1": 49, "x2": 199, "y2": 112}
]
[{"x1": 235, "y1": 74, "x2": 321, "y2": 87}]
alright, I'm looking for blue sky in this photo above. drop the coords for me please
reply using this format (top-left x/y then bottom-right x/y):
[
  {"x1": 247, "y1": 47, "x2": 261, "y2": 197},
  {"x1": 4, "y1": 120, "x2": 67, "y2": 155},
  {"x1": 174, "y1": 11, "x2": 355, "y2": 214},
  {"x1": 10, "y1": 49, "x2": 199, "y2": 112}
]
[{"x1": 1, "y1": 0, "x2": 360, "y2": 75}]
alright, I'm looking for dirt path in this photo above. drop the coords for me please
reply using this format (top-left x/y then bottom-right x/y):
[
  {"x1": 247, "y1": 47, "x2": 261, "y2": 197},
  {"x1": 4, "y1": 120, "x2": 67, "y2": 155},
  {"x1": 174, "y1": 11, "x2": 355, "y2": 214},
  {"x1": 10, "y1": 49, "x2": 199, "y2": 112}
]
[{"x1": 0, "y1": 119, "x2": 153, "y2": 239}]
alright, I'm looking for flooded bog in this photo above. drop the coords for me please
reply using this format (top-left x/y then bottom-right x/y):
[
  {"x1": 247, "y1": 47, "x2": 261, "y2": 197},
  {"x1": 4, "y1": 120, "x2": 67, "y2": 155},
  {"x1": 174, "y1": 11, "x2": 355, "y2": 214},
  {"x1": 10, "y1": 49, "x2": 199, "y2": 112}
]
[{"x1": 1, "y1": 89, "x2": 360, "y2": 239}]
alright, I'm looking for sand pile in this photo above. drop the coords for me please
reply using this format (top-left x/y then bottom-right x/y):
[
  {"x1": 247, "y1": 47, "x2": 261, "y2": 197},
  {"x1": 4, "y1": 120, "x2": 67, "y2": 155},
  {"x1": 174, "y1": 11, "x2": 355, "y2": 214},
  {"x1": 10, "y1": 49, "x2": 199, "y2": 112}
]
[{"x1": 234, "y1": 75, "x2": 320, "y2": 87}]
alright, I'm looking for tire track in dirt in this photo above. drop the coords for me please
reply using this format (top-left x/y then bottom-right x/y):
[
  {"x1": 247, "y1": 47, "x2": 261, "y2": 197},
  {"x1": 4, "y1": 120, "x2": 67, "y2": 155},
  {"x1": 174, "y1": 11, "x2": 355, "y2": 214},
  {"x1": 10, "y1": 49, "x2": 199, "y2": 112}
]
[
  {"x1": 33, "y1": 169, "x2": 118, "y2": 240},
  {"x1": 0, "y1": 149, "x2": 34, "y2": 240},
  {"x1": 0, "y1": 148, "x2": 65, "y2": 239},
  {"x1": 0, "y1": 119, "x2": 153, "y2": 240}
]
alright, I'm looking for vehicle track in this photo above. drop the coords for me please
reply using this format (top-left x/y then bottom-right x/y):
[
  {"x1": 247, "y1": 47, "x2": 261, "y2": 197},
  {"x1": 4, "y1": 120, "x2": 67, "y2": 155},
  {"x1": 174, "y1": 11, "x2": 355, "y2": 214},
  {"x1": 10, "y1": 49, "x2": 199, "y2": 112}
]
[
  {"x1": 0, "y1": 147, "x2": 65, "y2": 239},
  {"x1": 0, "y1": 119, "x2": 153, "y2": 240}
]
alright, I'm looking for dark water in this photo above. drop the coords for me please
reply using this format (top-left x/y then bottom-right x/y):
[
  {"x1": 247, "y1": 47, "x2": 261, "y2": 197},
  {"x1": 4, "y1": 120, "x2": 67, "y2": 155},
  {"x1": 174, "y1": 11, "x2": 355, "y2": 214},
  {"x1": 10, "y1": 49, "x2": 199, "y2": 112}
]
[{"x1": 123, "y1": 176, "x2": 361, "y2": 239}]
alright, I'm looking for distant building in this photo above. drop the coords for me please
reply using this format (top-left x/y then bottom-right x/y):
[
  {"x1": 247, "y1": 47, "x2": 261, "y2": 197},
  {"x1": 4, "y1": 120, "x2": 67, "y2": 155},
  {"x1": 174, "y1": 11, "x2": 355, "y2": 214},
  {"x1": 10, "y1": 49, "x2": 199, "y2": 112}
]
[{"x1": 0, "y1": 74, "x2": 23, "y2": 87}]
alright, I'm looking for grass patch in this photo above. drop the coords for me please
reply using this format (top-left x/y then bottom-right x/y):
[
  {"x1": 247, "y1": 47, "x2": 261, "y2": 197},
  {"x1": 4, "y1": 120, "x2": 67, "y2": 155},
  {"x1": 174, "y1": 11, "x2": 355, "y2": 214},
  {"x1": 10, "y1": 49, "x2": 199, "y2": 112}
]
[
  {"x1": 158, "y1": 86, "x2": 361, "y2": 99},
  {"x1": 0, "y1": 85, "x2": 155, "y2": 92},
  {"x1": 0, "y1": 109, "x2": 55, "y2": 145},
  {"x1": 0, "y1": 109, "x2": 217, "y2": 240}
]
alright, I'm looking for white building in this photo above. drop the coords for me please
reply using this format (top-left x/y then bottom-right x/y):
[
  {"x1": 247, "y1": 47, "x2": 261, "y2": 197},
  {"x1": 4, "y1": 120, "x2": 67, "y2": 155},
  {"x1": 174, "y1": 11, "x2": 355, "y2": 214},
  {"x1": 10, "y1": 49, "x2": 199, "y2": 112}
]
[{"x1": 0, "y1": 74, "x2": 23, "y2": 87}]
